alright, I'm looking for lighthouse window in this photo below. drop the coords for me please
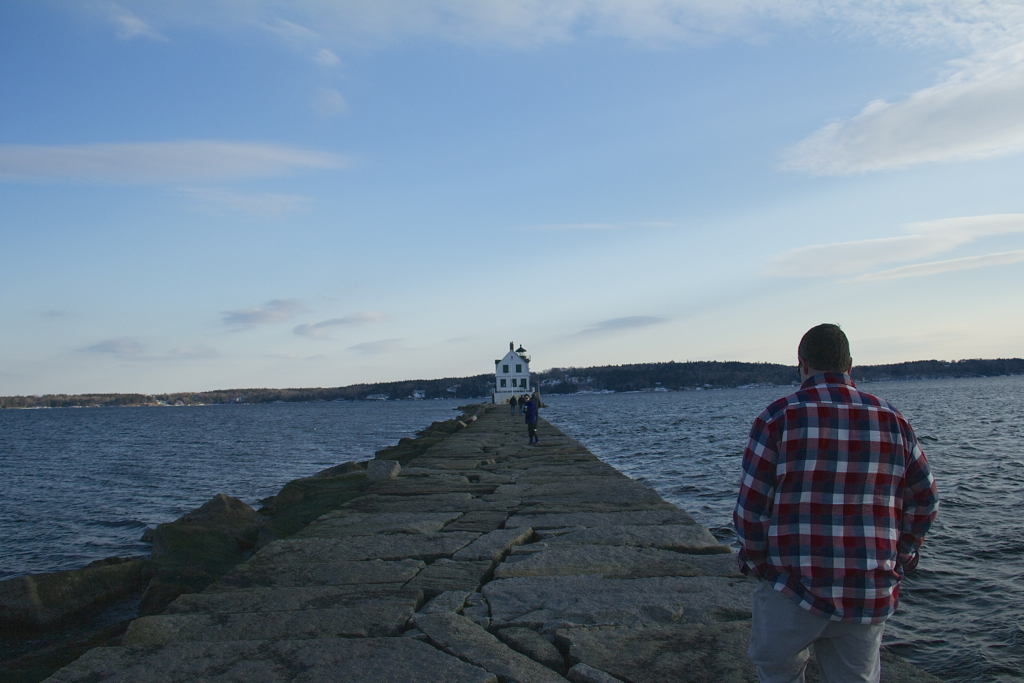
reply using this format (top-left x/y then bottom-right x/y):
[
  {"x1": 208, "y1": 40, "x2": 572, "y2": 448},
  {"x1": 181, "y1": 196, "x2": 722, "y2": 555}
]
[
  {"x1": 516, "y1": 364, "x2": 522, "y2": 373},
  {"x1": 500, "y1": 379, "x2": 507, "y2": 387},
  {"x1": 503, "y1": 365, "x2": 509, "y2": 373}
]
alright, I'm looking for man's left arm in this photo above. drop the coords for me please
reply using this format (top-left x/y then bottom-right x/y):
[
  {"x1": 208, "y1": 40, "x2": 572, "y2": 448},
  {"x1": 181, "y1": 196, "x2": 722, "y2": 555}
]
[{"x1": 897, "y1": 423, "x2": 939, "y2": 570}]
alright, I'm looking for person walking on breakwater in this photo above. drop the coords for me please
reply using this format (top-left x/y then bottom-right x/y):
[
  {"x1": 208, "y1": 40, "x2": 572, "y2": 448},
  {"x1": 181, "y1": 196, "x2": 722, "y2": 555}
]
[
  {"x1": 510, "y1": 394, "x2": 518, "y2": 416},
  {"x1": 524, "y1": 394, "x2": 539, "y2": 444},
  {"x1": 734, "y1": 324, "x2": 938, "y2": 683}
]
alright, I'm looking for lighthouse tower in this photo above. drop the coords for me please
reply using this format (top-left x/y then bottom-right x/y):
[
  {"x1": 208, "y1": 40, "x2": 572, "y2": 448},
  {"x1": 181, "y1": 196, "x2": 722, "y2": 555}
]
[{"x1": 493, "y1": 342, "x2": 531, "y2": 404}]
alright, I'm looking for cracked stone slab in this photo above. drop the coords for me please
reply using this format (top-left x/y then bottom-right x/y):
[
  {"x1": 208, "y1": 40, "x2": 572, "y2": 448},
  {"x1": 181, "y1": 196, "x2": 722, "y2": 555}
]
[
  {"x1": 413, "y1": 612, "x2": 570, "y2": 683},
  {"x1": 370, "y1": 480, "x2": 499, "y2": 496},
  {"x1": 165, "y1": 585, "x2": 422, "y2": 614},
  {"x1": 527, "y1": 524, "x2": 730, "y2": 554},
  {"x1": 511, "y1": 464, "x2": 619, "y2": 479},
  {"x1": 367, "y1": 459, "x2": 401, "y2": 483},
  {"x1": 444, "y1": 511, "x2": 510, "y2": 533},
  {"x1": 514, "y1": 502, "x2": 678, "y2": 514},
  {"x1": 342, "y1": 493, "x2": 498, "y2": 513},
  {"x1": 484, "y1": 575, "x2": 754, "y2": 630},
  {"x1": 45, "y1": 637, "x2": 499, "y2": 683},
  {"x1": 421, "y1": 590, "x2": 472, "y2": 614},
  {"x1": 557, "y1": 623, "x2": 757, "y2": 683},
  {"x1": 208, "y1": 558, "x2": 424, "y2": 590},
  {"x1": 496, "y1": 627, "x2": 566, "y2": 674},
  {"x1": 397, "y1": 467, "x2": 472, "y2": 477},
  {"x1": 412, "y1": 459, "x2": 495, "y2": 470},
  {"x1": 406, "y1": 559, "x2": 494, "y2": 596},
  {"x1": 296, "y1": 512, "x2": 463, "y2": 537},
  {"x1": 496, "y1": 546, "x2": 742, "y2": 579},
  {"x1": 125, "y1": 603, "x2": 417, "y2": 643},
  {"x1": 454, "y1": 527, "x2": 534, "y2": 563},
  {"x1": 566, "y1": 662, "x2": 624, "y2": 683},
  {"x1": 506, "y1": 510, "x2": 696, "y2": 529},
  {"x1": 253, "y1": 532, "x2": 480, "y2": 563}
]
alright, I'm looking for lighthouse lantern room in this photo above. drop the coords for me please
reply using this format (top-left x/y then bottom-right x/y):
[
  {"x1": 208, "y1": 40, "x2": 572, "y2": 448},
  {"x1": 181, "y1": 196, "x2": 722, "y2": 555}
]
[{"x1": 493, "y1": 342, "x2": 531, "y2": 404}]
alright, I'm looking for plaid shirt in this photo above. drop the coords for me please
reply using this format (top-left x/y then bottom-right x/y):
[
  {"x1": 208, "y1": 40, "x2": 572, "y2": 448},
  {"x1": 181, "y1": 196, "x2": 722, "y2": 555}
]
[{"x1": 734, "y1": 373, "x2": 938, "y2": 623}]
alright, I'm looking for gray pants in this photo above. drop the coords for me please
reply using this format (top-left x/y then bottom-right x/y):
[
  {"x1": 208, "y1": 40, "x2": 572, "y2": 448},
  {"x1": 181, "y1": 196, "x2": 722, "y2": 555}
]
[{"x1": 749, "y1": 580, "x2": 885, "y2": 683}]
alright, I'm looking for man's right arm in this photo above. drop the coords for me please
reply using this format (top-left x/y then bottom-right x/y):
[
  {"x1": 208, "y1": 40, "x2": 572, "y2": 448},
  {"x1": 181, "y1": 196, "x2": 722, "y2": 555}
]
[{"x1": 734, "y1": 412, "x2": 780, "y2": 577}]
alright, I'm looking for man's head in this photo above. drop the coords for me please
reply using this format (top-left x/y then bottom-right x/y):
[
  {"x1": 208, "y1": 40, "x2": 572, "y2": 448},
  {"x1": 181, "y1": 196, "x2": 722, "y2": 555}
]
[{"x1": 798, "y1": 324, "x2": 852, "y2": 379}]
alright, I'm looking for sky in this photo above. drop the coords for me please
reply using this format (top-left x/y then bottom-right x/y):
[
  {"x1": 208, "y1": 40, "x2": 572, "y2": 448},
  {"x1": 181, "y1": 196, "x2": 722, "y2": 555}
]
[{"x1": 2, "y1": 1, "x2": 1024, "y2": 395}]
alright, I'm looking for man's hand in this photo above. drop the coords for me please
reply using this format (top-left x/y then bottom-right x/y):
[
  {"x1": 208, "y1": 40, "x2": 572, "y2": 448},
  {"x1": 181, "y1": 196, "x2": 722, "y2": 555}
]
[{"x1": 897, "y1": 551, "x2": 920, "y2": 575}]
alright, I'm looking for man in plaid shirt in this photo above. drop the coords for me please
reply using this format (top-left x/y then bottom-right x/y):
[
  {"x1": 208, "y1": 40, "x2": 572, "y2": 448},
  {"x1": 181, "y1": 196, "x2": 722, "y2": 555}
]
[{"x1": 735, "y1": 324, "x2": 938, "y2": 683}]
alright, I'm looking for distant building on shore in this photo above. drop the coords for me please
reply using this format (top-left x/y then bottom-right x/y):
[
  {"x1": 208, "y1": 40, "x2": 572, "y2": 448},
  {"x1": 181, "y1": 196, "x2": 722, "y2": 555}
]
[{"x1": 493, "y1": 342, "x2": 531, "y2": 404}]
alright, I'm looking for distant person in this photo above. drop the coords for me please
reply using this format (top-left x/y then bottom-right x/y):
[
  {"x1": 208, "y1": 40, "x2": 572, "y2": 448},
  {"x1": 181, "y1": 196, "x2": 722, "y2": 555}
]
[
  {"x1": 519, "y1": 394, "x2": 527, "y2": 414},
  {"x1": 509, "y1": 395, "x2": 518, "y2": 415},
  {"x1": 734, "y1": 324, "x2": 938, "y2": 683},
  {"x1": 524, "y1": 394, "x2": 539, "y2": 444}
]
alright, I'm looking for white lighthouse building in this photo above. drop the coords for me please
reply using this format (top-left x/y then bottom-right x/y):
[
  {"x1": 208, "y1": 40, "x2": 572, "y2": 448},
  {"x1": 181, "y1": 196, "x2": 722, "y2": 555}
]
[{"x1": 493, "y1": 342, "x2": 531, "y2": 404}]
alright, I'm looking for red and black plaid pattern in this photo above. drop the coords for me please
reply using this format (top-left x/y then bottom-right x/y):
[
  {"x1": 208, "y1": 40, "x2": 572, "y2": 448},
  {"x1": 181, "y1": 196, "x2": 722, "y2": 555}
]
[{"x1": 734, "y1": 373, "x2": 938, "y2": 623}]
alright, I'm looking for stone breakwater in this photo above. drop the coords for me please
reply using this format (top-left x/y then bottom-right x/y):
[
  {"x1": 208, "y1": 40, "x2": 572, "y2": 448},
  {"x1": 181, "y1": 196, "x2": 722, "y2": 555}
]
[{"x1": 41, "y1": 405, "x2": 940, "y2": 683}]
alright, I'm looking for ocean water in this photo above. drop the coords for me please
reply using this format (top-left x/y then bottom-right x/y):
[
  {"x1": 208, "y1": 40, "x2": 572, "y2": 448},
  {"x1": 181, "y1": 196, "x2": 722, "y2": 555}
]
[
  {"x1": 1, "y1": 377, "x2": 1022, "y2": 682},
  {"x1": 542, "y1": 376, "x2": 1024, "y2": 683},
  {"x1": 0, "y1": 399, "x2": 467, "y2": 578}
]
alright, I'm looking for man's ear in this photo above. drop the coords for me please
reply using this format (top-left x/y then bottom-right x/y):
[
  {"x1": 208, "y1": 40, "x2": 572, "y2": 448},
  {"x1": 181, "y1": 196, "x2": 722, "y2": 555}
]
[{"x1": 845, "y1": 358, "x2": 853, "y2": 374}]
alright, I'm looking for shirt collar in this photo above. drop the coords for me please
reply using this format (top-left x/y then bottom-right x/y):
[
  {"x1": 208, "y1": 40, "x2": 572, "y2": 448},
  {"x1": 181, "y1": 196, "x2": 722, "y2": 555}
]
[{"x1": 801, "y1": 372, "x2": 856, "y2": 390}]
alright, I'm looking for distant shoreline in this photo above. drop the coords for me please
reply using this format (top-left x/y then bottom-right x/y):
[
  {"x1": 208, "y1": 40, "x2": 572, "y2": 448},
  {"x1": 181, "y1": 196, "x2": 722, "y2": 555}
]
[{"x1": 3, "y1": 357, "x2": 1023, "y2": 409}]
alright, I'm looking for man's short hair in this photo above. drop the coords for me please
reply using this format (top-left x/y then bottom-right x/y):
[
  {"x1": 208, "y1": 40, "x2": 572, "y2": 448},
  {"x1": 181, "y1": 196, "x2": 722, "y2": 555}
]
[{"x1": 798, "y1": 324, "x2": 852, "y2": 372}]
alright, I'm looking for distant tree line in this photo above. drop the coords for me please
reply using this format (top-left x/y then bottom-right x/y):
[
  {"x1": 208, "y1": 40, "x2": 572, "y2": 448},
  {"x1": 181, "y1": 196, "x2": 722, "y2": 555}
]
[
  {"x1": 3, "y1": 358, "x2": 1023, "y2": 409},
  {"x1": 0, "y1": 375, "x2": 495, "y2": 409},
  {"x1": 850, "y1": 358, "x2": 1024, "y2": 382},
  {"x1": 535, "y1": 361, "x2": 800, "y2": 393}
]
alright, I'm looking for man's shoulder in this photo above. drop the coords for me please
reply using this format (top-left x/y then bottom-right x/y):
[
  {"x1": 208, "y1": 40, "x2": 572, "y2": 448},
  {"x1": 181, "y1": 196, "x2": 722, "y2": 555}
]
[{"x1": 759, "y1": 381, "x2": 896, "y2": 418}]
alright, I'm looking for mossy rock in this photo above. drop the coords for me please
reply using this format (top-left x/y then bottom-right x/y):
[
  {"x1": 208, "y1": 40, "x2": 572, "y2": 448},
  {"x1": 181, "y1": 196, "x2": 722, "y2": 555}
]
[
  {"x1": 139, "y1": 566, "x2": 219, "y2": 616},
  {"x1": 259, "y1": 471, "x2": 367, "y2": 540},
  {"x1": 151, "y1": 522, "x2": 255, "y2": 573},
  {"x1": 0, "y1": 618, "x2": 131, "y2": 683},
  {"x1": 0, "y1": 559, "x2": 151, "y2": 631}
]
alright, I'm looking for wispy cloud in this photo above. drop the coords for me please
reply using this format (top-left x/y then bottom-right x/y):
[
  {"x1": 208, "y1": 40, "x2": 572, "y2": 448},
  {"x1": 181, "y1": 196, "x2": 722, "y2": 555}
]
[
  {"x1": 767, "y1": 213, "x2": 1024, "y2": 280},
  {"x1": 311, "y1": 88, "x2": 349, "y2": 118},
  {"x1": 181, "y1": 187, "x2": 313, "y2": 216},
  {"x1": 40, "y1": 309, "x2": 71, "y2": 318},
  {"x1": 350, "y1": 338, "x2": 405, "y2": 354},
  {"x1": 82, "y1": 338, "x2": 224, "y2": 361},
  {"x1": 782, "y1": 46, "x2": 1024, "y2": 174},
  {"x1": 78, "y1": 3, "x2": 1024, "y2": 177},
  {"x1": 0, "y1": 141, "x2": 345, "y2": 183},
  {"x1": 528, "y1": 221, "x2": 674, "y2": 231},
  {"x1": 104, "y1": 1, "x2": 1024, "y2": 49},
  {"x1": 83, "y1": 337, "x2": 143, "y2": 357},
  {"x1": 259, "y1": 18, "x2": 343, "y2": 65},
  {"x1": 294, "y1": 311, "x2": 388, "y2": 338},
  {"x1": 314, "y1": 48, "x2": 340, "y2": 66},
  {"x1": 856, "y1": 249, "x2": 1024, "y2": 281},
  {"x1": 169, "y1": 345, "x2": 221, "y2": 359},
  {"x1": 222, "y1": 299, "x2": 307, "y2": 326},
  {"x1": 110, "y1": 11, "x2": 166, "y2": 41},
  {"x1": 577, "y1": 316, "x2": 666, "y2": 335}
]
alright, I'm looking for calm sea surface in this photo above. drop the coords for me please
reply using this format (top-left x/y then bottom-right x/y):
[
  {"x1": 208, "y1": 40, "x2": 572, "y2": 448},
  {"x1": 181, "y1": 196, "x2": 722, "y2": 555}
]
[
  {"x1": 0, "y1": 400, "x2": 467, "y2": 578},
  {"x1": 542, "y1": 377, "x2": 1024, "y2": 683},
  {"x1": 1, "y1": 377, "x2": 1022, "y2": 682}
]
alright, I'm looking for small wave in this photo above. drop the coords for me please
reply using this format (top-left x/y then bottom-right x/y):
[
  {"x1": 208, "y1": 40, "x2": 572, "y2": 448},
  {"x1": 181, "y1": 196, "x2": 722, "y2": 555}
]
[{"x1": 88, "y1": 519, "x2": 149, "y2": 529}]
